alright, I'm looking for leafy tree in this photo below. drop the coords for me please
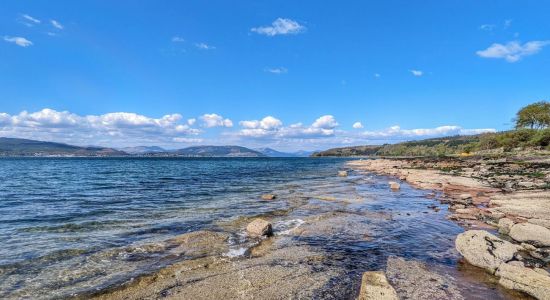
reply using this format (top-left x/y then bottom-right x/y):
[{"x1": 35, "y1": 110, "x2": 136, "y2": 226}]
[{"x1": 515, "y1": 101, "x2": 550, "y2": 129}]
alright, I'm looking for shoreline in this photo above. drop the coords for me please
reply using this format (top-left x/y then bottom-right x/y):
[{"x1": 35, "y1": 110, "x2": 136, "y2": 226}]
[{"x1": 348, "y1": 157, "x2": 550, "y2": 299}]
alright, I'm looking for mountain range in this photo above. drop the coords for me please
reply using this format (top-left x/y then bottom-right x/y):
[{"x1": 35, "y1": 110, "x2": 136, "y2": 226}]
[
  {"x1": 254, "y1": 147, "x2": 313, "y2": 157},
  {"x1": 0, "y1": 137, "x2": 312, "y2": 158}
]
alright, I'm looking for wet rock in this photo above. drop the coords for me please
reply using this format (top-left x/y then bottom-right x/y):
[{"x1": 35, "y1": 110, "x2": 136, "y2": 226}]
[
  {"x1": 496, "y1": 262, "x2": 550, "y2": 300},
  {"x1": 338, "y1": 170, "x2": 348, "y2": 177},
  {"x1": 386, "y1": 256, "x2": 464, "y2": 300},
  {"x1": 261, "y1": 193, "x2": 277, "y2": 200},
  {"x1": 455, "y1": 230, "x2": 520, "y2": 273},
  {"x1": 357, "y1": 271, "x2": 398, "y2": 300},
  {"x1": 246, "y1": 218, "x2": 273, "y2": 236},
  {"x1": 498, "y1": 218, "x2": 515, "y2": 235},
  {"x1": 509, "y1": 222, "x2": 550, "y2": 247},
  {"x1": 388, "y1": 181, "x2": 400, "y2": 190}
]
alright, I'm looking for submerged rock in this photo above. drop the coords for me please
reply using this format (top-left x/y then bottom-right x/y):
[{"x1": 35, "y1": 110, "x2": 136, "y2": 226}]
[
  {"x1": 167, "y1": 230, "x2": 230, "y2": 257},
  {"x1": 261, "y1": 193, "x2": 277, "y2": 200},
  {"x1": 455, "y1": 230, "x2": 520, "y2": 274},
  {"x1": 386, "y1": 256, "x2": 464, "y2": 300},
  {"x1": 246, "y1": 218, "x2": 273, "y2": 236},
  {"x1": 357, "y1": 271, "x2": 398, "y2": 300},
  {"x1": 509, "y1": 222, "x2": 550, "y2": 247},
  {"x1": 496, "y1": 262, "x2": 550, "y2": 300},
  {"x1": 388, "y1": 181, "x2": 400, "y2": 190}
]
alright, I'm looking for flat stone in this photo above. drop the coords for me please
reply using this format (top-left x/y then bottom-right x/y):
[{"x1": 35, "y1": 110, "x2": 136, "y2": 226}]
[
  {"x1": 386, "y1": 256, "x2": 464, "y2": 300},
  {"x1": 509, "y1": 222, "x2": 550, "y2": 247},
  {"x1": 497, "y1": 263, "x2": 550, "y2": 300},
  {"x1": 357, "y1": 271, "x2": 398, "y2": 300}
]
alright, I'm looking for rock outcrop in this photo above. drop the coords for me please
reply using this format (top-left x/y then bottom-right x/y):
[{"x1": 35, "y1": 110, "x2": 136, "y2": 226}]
[
  {"x1": 455, "y1": 230, "x2": 520, "y2": 273},
  {"x1": 338, "y1": 170, "x2": 348, "y2": 177},
  {"x1": 246, "y1": 218, "x2": 273, "y2": 236},
  {"x1": 509, "y1": 222, "x2": 550, "y2": 247},
  {"x1": 357, "y1": 271, "x2": 398, "y2": 300}
]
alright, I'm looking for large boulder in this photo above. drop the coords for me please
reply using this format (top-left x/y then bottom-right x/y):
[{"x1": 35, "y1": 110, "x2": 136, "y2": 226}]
[
  {"x1": 496, "y1": 263, "x2": 550, "y2": 300},
  {"x1": 338, "y1": 170, "x2": 348, "y2": 177},
  {"x1": 386, "y1": 256, "x2": 464, "y2": 300},
  {"x1": 357, "y1": 271, "x2": 398, "y2": 300},
  {"x1": 246, "y1": 218, "x2": 273, "y2": 236},
  {"x1": 455, "y1": 230, "x2": 520, "y2": 273},
  {"x1": 509, "y1": 222, "x2": 550, "y2": 247}
]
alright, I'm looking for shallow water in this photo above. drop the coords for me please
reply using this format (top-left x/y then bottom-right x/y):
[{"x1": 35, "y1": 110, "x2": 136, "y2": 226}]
[{"x1": 0, "y1": 158, "x2": 529, "y2": 299}]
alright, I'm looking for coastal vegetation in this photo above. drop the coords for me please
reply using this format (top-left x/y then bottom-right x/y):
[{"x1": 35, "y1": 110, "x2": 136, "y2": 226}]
[{"x1": 314, "y1": 101, "x2": 550, "y2": 157}]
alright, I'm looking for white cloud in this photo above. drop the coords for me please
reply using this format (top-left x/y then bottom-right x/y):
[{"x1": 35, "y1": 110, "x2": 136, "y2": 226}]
[
  {"x1": 172, "y1": 36, "x2": 185, "y2": 42},
  {"x1": 251, "y1": 18, "x2": 306, "y2": 36},
  {"x1": 195, "y1": 42, "x2": 215, "y2": 50},
  {"x1": 240, "y1": 116, "x2": 283, "y2": 130},
  {"x1": 476, "y1": 40, "x2": 550, "y2": 62},
  {"x1": 200, "y1": 114, "x2": 233, "y2": 128},
  {"x1": 237, "y1": 115, "x2": 338, "y2": 139},
  {"x1": 265, "y1": 67, "x2": 288, "y2": 74},
  {"x1": 410, "y1": 70, "x2": 423, "y2": 77},
  {"x1": 0, "y1": 109, "x2": 500, "y2": 151},
  {"x1": 3, "y1": 36, "x2": 33, "y2": 47},
  {"x1": 51, "y1": 19, "x2": 63, "y2": 30},
  {"x1": 0, "y1": 108, "x2": 203, "y2": 147},
  {"x1": 479, "y1": 24, "x2": 496, "y2": 31},
  {"x1": 173, "y1": 137, "x2": 203, "y2": 143},
  {"x1": 22, "y1": 14, "x2": 41, "y2": 24},
  {"x1": 362, "y1": 125, "x2": 495, "y2": 140},
  {"x1": 312, "y1": 115, "x2": 339, "y2": 129},
  {"x1": 352, "y1": 122, "x2": 364, "y2": 129}
]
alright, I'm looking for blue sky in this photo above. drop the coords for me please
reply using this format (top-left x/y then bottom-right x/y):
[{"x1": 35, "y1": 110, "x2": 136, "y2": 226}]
[{"x1": 1, "y1": 1, "x2": 549, "y2": 151}]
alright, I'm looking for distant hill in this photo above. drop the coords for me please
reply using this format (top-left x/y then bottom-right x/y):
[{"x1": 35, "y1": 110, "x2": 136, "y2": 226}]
[
  {"x1": 169, "y1": 146, "x2": 265, "y2": 157},
  {"x1": 120, "y1": 146, "x2": 166, "y2": 154},
  {"x1": 0, "y1": 137, "x2": 127, "y2": 157}
]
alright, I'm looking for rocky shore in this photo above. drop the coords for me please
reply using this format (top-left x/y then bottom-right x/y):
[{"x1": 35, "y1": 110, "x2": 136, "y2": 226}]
[
  {"x1": 348, "y1": 157, "x2": 550, "y2": 299},
  {"x1": 76, "y1": 156, "x2": 550, "y2": 300}
]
